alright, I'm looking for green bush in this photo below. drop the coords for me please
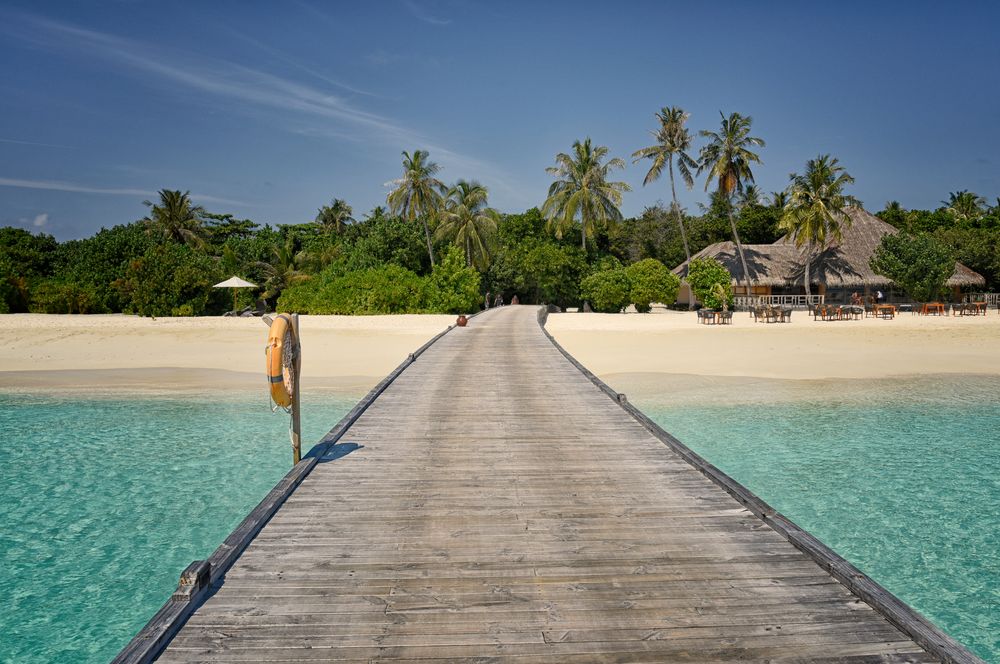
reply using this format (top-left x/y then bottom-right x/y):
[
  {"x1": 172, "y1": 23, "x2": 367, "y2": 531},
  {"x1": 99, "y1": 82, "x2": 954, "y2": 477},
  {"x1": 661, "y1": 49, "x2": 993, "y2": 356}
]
[
  {"x1": 424, "y1": 247, "x2": 481, "y2": 314},
  {"x1": 277, "y1": 248, "x2": 480, "y2": 315},
  {"x1": 870, "y1": 232, "x2": 955, "y2": 302},
  {"x1": 115, "y1": 243, "x2": 221, "y2": 317},
  {"x1": 625, "y1": 259, "x2": 681, "y2": 312},
  {"x1": 29, "y1": 280, "x2": 101, "y2": 314},
  {"x1": 687, "y1": 257, "x2": 733, "y2": 310},
  {"x1": 580, "y1": 268, "x2": 629, "y2": 313}
]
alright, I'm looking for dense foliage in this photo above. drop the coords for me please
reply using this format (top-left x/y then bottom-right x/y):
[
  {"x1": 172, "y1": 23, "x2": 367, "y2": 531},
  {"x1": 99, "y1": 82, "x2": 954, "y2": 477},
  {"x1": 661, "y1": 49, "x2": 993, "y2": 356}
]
[
  {"x1": 624, "y1": 259, "x2": 681, "y2": 312},
  {"x1": 687, "y1": 257, "x2": 733, "y2": 310},
  {"x1": 870, "y1": 233, "x2": 956, "y2": 303},
  {"x1": 580, "y1": 268, "x2": 630, "y2": 313},
  {"x1": 2, "y1": 117, "x2": 998, "y2": 317}
]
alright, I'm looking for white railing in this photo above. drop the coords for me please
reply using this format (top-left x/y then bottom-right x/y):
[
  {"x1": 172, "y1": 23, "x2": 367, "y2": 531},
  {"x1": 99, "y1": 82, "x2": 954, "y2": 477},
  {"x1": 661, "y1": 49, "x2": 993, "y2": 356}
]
[
  {"x1": 965, "y1": 292, "x2": 1000, "y2": 305},
  {"x1": 734, "y1": 295, "x2": 825, "y2": 310}
]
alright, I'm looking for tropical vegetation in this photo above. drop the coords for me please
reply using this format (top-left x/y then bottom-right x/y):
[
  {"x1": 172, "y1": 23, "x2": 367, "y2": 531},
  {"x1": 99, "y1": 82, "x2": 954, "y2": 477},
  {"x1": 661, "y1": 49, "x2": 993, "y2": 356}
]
[
  {"x1": 778, "y1": 155, "x2": 859, "y2": 296},
  {"x1": 3, "y1": 107, "x2": 999, "y2": 316}
]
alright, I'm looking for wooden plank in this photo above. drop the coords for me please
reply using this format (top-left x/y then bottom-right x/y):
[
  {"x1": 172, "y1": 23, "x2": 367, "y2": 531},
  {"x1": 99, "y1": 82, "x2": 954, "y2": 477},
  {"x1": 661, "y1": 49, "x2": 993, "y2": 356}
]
[{"x1": 119, "y1": 306, "x2": 981, "y2": 663}]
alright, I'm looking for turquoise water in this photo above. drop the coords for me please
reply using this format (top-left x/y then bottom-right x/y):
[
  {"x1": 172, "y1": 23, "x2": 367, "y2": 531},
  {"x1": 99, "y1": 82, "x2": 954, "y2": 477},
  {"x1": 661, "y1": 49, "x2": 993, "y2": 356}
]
[
  {"x1": 2, "y1": 380, "x2": 997, "y2": 662},
  {"x1": 0, "y1": 390, "x2": 356, "y2": 664},
  {"x1": 637, "y1": 375, "x2": 1000, "y2": 662}
]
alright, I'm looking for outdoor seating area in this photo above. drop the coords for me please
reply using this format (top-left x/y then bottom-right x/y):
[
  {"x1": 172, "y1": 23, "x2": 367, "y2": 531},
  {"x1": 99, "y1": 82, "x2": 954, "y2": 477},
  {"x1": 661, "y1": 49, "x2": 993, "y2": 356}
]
[
  {"x1": 952, "y1": 302, "x2": 988, "y2": 316},
  {"x1": 812, "y1": 304, "x2": 864, "y2": 321},
  {"x1": 697, "y1": 309, "x2": 733, "y2": 325},
  {"x1": 752, "y1": 305, "x2": 792, "y2": 323}
]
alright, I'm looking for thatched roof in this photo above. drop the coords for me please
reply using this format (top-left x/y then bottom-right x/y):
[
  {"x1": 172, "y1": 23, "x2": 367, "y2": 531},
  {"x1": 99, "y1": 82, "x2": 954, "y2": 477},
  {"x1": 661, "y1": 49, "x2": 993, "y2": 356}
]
[{"x1": 672, "y1": 207, "x2": 985, "y2": 289}]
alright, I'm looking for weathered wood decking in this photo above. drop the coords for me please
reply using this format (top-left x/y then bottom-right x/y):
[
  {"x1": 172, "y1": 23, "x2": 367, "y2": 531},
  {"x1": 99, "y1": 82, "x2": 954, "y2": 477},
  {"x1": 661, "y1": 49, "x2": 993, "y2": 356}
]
[{"x1": 124, "y1": 306, "x2": 979, "y2": 663}]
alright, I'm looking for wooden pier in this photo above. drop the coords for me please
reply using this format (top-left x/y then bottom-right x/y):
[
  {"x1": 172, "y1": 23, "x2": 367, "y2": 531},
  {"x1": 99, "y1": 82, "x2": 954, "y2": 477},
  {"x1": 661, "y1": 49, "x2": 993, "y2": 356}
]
[{"x1": 117, "y1": 306, "x2": 981, "y2": 663}]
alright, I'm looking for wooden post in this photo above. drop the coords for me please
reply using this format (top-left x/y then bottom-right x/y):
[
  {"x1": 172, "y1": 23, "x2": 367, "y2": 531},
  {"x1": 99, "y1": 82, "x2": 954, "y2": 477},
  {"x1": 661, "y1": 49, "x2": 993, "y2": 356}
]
[{"x1": 290, "y1": 313, "x2": 302, "y2": 465}]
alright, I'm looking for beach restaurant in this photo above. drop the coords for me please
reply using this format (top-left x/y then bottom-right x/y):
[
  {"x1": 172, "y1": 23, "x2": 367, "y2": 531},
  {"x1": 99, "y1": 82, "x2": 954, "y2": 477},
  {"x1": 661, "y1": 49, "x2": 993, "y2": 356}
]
[{"x1": 672, "y1": 207, "x2": 985, "y2": 308}]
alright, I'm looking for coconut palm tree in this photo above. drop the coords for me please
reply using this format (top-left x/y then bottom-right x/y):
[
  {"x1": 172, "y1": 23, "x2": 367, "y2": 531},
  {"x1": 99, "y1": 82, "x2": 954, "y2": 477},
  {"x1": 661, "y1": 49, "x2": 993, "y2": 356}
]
[
  {"x1": 142, "y1": 189, "x2": 207, "y2": 248},
  {"x1": 769, "y1": 190, "x2": 789, "y2": 209},
  {"x1": 942, "y1": 190, "x2": 986, "y2": 221},
  {"x1": 386, "y1": 149, "x2": 446, "y2": 266},
  {"x1": 737, "y1": 184, "x2": 764, "y2": 208},
  {"x1": 543, "y1": 138, "x2": 631, "y2": 251},
  {"x1": 436, "y1": 180, "x2": 499, "y2": 269},
  {"x1": 778, "y1": 154, "x2": 859, "y2": 296},
  {"x1": 631, "y1": 106, "x2": 698, "y2": 264},
  {"x1": 698, "y1": 112, "x2": 765, "y2": 301},
  {"x1": 315, "y1": 198, "x2": 355, "y2": 234},
  {"x1": 258, "y1": 238, "x2": 308, "y2": 299}
]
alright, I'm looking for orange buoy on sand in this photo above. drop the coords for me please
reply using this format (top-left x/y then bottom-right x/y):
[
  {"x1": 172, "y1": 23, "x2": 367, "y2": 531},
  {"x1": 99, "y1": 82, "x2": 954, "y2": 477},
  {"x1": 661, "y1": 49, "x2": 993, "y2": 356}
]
[
  {"x1": 456, "y1": 315, "x2": 468, "y2": 327},
  {"x1": 266, "y1": 314, "x2": 296, "y2": 408}
]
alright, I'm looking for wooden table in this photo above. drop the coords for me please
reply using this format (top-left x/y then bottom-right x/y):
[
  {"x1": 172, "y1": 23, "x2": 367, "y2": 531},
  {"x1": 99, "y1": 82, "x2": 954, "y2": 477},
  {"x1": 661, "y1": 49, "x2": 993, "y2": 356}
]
[
  {"x1": 921, "y1": 302, "x2": 945, "y2": 315},
  {"x1": 874, "y1": 304, "x2": 896, "y2": 319}
]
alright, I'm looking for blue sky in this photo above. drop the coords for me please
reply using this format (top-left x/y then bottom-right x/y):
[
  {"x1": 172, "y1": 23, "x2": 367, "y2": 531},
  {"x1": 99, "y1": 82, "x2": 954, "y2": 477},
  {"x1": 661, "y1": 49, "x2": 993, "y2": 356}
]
[{"x1": 1, "y1": 1, "x2": 998, "y2": 239}]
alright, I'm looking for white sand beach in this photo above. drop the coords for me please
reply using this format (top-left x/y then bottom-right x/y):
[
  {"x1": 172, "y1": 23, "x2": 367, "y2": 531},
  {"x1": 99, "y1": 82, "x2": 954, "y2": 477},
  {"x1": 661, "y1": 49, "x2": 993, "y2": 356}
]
[
  {"x1": 545, "y1": 308, "x2": 1000, "y2": 381},
  {"x1": 0, "y1": 314, "x2": 454, "y2": 393},
  {"x1": 4, "y1": 308, "x2": 1000, "y2": 394}
]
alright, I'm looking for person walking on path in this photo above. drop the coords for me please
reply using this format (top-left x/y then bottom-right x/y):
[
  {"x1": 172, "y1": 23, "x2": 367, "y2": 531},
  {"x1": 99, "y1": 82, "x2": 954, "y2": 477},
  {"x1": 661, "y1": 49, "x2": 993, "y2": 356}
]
[{"x1": 485, "y1": 292, "x2": 491, "y2": 310}]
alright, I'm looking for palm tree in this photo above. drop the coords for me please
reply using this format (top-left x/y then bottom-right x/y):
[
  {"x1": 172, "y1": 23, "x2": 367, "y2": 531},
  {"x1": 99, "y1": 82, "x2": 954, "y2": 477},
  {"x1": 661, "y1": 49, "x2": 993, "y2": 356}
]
[
  {"x1": 631, "y1": 106, "x2": 698, "y2": 264},
  {"x1": 737, "y1": 184, "x2": 764, "y2": 208},
  {"x1": 769, "y1": 190, "x2": 789, "y2": 209},
  {"x1": 698, "y1": 112, "x2": 765, "y2": 301},
  {"x1": 778, "y1": 155, "x2": 859, "y2": 297},
  {"x1": 258, "y1": 238, "x2": 308, "y2": 299},
  {"x1": 315, "y1": 198, "x2": 355, "y2": 234},
  {"x1": 942, "y1": 190, "x2": 986, "y2": 221},
  {"x1": 142, "y1": 189, "x2": 207, "y2": 248},
  {"x1": 386, "y1": 149, "x2": 446, "y2": 266},
  {"x1": 543, "y1": 138, "x2": 631, "y2": 251},
  {"x1": 436, "y1": 180, "x2": 499, "y2": 269}
]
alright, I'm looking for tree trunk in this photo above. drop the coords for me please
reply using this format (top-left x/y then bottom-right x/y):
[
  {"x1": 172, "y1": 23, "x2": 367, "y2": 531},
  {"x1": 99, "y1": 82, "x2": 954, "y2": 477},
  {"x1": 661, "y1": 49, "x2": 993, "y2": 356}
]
[
  {"x1": 669, "y1": 163, "x2": 693, "y2": 309},
  {"x1": 727, "y1": 206, "x2": 754, "y2": 312},
  {"x1": 421, "y1": 218, "x2": 436, "y2": 267},
  {"x1": 803, "y1": 249, "x2": 812, "y2": 297},
  {"x1": 581, "y1": 217, "x2": 587, "y2": 251},
  {"x1": 465, "y1": 235, "x2": 471, "y2": 267}
]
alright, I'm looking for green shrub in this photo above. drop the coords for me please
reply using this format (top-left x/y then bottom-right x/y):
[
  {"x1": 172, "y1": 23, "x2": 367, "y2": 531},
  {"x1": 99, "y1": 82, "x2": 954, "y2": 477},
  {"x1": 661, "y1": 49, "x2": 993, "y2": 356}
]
[
  {"x1": 115, "y1": 243, "x2": 221, "y2": 316},
  {"x1": 580, "y1": 268, "x2": 629, "y2": 313},
  {"x1": 870, "y1": 232, "x2": 955, "y2": 302},
  {"x1": 424, "y1": 247, "x2": 481, "y2": 314},
  {"x1": 29, "y1": 280, "x2": 101, "y2": 314},
  {"x1": 625, "y1": 259, "x2": 680, "y2": 312},
  {"x1": 687, "y1": 257, "x2": 733, "y2": 310},
  {"x1": 277, "y1": 264, "x2": 425, "y2": 314}
]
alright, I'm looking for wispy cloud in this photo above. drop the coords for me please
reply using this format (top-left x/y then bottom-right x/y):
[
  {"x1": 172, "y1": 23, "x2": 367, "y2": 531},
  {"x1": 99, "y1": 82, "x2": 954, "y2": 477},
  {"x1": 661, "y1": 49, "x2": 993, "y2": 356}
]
[
  {"x1": 0, "y1": 137, "x2": 73, "y2": 149},
  {"x1": 220, "y1": 27, "x2": 380, "y2": 99},
  {"x1": 3, "y1": 12, "x2": 531, "y2": 208},
  {"x1": 402, "y1": 0, "x2": 452, "y2": 26},
  {"x1": 0, "y1": 177, "x2": 246, "y2": 206}
]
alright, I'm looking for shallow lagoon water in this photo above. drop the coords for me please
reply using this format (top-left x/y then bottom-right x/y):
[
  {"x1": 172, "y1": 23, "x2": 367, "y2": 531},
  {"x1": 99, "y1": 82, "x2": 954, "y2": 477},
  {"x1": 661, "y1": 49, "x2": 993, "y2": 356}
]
[
  {"x1": 1, "y1": 376, "x2": 998, "y2": 662},
  {"x1": 0, "y1": 390, "x2": 357, "y2": 663},
  {"x1": 627, "y1": 373, "x2": 1000, "y2": 662}
]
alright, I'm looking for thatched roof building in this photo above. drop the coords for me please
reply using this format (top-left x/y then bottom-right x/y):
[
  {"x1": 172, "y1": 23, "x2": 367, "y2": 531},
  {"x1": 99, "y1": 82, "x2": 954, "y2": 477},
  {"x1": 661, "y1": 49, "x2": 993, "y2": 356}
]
[{"x1": 673, "y1": 207, "x2": 984, "y2": 291}]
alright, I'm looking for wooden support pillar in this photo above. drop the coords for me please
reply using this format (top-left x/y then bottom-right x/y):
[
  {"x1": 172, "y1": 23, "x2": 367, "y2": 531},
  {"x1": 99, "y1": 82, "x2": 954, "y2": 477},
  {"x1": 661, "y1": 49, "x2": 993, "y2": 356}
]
[{"x1": 290, "y1": 313, "x2": 302, "y2": 465}]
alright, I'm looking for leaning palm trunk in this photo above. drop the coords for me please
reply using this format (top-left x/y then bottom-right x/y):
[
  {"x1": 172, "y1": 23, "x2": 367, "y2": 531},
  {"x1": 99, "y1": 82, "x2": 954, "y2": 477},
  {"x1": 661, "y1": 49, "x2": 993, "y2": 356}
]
[
  {"x1": 669, "y1": 169, "x2": 693, "y2": 309},
  {"x1": 465, "y1": 236, "x2": 472, "y2": 267},
  {"x1": 803, "y1": 246, "x2": 812, "y2": 297},
  {"x1": 420, "y1": 218, "x2": 436, "y2": 267},
  {"x1": 669, "y1": 169, "x2": 691, "y2": 263},
  {"x1": 727, "y1": 207, "x2": 754, "y2": 310}
]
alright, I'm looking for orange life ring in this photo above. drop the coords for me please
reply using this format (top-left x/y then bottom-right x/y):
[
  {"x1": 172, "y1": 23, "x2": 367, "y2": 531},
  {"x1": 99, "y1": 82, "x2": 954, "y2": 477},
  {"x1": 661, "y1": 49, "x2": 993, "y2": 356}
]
[{"x1": 266, "y1": 314, "x2": 296, "y2": 408}]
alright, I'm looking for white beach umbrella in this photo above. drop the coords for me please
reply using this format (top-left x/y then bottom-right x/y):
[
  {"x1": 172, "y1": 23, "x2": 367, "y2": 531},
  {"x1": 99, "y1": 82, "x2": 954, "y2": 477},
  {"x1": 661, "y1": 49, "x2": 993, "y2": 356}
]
[{"x1": 213, "y1": 276, "x2": 258, "y2": 312}]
